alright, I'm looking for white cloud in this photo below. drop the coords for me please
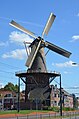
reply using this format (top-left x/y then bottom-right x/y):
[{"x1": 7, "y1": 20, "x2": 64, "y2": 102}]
[
  {"x1": 9, "y1": 31, "x2": 33, "y2": 45},
  {"x1": 53, "y1": 60, "x2": 74, "y2": 68},
  {"x1": 2, "y1": 49, "x2": 26, "y2": 60},
  {"x1": 70, "y1": 35, "x2": 79, "y2": 42},
  {"x1": 2, "y1": 31, "x2": 33, "y2": 60},
  {"x1": 63, "y1": 71, "x2": 71, "y2": 74},
  {"x1": 72, "y1": 35, "x2": 79, "y2": 40}
]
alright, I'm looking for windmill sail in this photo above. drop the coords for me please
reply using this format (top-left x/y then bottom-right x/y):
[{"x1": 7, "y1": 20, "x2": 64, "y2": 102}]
[
  {"x1": 45, "y1": 41, "x2": 71, "y2": 58},
  {"x1": 26, "y1": 40, "x2": 41, "y2": 68},
  {"x1": 42, "y1": 13, "x2": 56, "y2": 38},
  {"x1": 9, "y1": 20, "x2": 37, "y2": 39},
  {"x1": 9, "y1": 12, "x2": 72, "y2": 69}
]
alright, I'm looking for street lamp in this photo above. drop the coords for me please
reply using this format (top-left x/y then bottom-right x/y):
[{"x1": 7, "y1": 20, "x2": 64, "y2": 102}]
[
  {"x1": 72, "y1": 62, "x2": 79, "y2": 66},
  {"x1": 59, "y1": 74, "x2": 62, "y2": 117},
  {"x1": 17, "y1": 77, "x2": 20, "y2": 112},
  {"x1": 72, "y1": 62, "x2": 79, "y2": 109}
]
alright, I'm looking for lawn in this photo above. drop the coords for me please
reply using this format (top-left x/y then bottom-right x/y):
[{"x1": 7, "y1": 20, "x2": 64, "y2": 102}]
[
  {"x1": 0, "y1": 110, "x2": 50, "y2": 115},
  {"x1": 0, "y1": 110, "x2": 79, "y2": 119}
]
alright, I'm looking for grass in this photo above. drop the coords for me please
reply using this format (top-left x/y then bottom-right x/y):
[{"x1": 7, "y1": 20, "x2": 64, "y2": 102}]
[
  {"x1": 0, "y1": 110, "x2": 79, "y2": 119},
  {"x1": 0, "y1": 110, "x2": 50, "y2": 115}
]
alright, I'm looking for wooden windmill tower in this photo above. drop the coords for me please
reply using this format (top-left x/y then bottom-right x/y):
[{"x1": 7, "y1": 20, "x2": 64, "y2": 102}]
[{"x1": 10, "y1": 13, "x2": 71, "y2": 109}]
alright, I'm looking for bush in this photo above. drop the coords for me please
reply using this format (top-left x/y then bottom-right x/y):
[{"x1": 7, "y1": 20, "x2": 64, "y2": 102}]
[
  {"x1": 48, "y1": 106, "x2": 59, "y2": 112},
  {"x1": 48, "y1": 106, "x2": 74, "y2": 112},
  {"x1": 62, "y1": 107, "x2": 74, "y2": 111}
]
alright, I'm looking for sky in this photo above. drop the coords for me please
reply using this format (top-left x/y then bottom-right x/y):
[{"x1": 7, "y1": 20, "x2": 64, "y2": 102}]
[{"x1": 0, "y1": 0, "x2": 79, "y2": 95}]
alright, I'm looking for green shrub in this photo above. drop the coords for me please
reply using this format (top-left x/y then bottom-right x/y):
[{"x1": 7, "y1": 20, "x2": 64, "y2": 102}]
[
  {"x1": 62, "y1": 107, "x2": 74, "y2": 111},
  {"x1": 48, "y1": 106, "x2": 59, "y2": 112}
]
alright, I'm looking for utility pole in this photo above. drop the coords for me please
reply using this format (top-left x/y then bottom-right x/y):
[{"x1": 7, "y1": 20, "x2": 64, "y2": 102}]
[
  {"x1": 60, "y1": 74, "x2": 62, "y2": 116},
  {"x1": 17, "y1": 77, "x2": 20, "y2": 112}
]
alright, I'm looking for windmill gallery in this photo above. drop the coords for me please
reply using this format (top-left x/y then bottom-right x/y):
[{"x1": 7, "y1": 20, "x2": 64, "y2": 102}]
[{"x1": 9, "y1": 13, "x2": 72, "y2": 110}]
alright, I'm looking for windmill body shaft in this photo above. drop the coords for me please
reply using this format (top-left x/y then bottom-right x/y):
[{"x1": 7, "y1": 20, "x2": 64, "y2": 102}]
[
  {"x1": 27, "y1": 39, "x2": 47, "y2": 72},
  {"x1": 31, "y1": 47, "x2": 47, "y2": 72}
]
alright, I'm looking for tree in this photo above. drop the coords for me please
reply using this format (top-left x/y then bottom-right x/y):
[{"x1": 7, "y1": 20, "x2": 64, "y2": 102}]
[{"x1": 4, "y1": 82, "x2": 18, "y2": 92}]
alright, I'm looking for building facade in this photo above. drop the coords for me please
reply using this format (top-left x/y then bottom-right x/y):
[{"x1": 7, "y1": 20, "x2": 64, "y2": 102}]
[
  {"x1": 0, "y1": 90, "x2": 18, "y2": 110},
  {"x1": 50, "y1": 85, "x2": 73, "y2": 108},
  {"x1": 0, "y1": 85, "x2": 74, "y2": 110}
]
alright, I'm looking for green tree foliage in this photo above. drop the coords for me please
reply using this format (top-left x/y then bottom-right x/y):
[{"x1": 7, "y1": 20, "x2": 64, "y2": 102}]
[{"x1": 4, "y1": 82, "x2": 18, "y2": 92}]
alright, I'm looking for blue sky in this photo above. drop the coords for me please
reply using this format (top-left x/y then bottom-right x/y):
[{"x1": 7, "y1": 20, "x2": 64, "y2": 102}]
[{"x1": 0, "y1": 0, "x2": 79, "y2": 95}]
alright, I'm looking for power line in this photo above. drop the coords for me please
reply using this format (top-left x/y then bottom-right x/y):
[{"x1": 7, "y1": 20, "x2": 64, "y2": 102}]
[
  {"x1": 0, "y1": 74, "x2": 16, "y2": 79},
  {"x1": 0, "y1": 69, "x2": 14, "y2": 74},
  {"x1": 0, "y1": 61, "x2": 22, "y2": 70},
  {"x1": 54, "y1": 80, "x2": 60, "y2": 85},
  {"x1": 64, "y1": 87, "x2": 79, "y2": 89},
  {"x1": 0, "y1": 17, "x2": 11, "y2": 21},
  {"x1": 0, "y1": 16, "x2": 43, "y2": 28},
  {"x1": 0, "y1": 74, "x2": 18, "y2": 84}
]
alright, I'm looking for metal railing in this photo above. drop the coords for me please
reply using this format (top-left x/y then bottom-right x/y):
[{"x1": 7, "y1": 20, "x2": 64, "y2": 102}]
[{"x1": 15, "y1": 69, "x2": 60, "y2": 74}]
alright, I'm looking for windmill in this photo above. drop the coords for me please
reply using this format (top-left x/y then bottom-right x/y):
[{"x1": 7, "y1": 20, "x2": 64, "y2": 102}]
[{"x1": 10, "y1": 13, "x2": 71, "y2": 109}]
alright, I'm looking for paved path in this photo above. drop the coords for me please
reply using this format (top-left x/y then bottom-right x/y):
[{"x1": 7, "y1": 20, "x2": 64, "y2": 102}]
[{"x1": 63, "y1": 116, "x2": 79, "y2": 119}]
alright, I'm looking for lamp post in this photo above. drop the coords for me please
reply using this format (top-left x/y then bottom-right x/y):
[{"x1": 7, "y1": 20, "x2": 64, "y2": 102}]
[
  {"x1": 17, "y1": 77, "x2": 20, "y2": 112},
  {"x1": 72, "y1": 62, "x2": 79, "y2": 109},
  {"x1": 60, "y1": 74, "x2": 62, "y2": 117}
]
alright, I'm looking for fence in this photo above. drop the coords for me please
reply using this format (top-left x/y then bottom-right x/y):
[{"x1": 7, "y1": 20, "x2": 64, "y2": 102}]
[{"x1": 1, "y1": 111, "x2": 79, "y2": 119}]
